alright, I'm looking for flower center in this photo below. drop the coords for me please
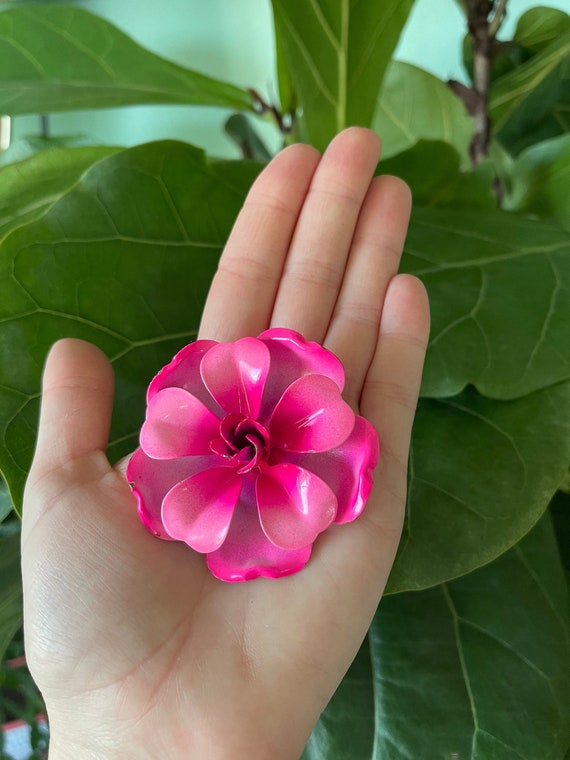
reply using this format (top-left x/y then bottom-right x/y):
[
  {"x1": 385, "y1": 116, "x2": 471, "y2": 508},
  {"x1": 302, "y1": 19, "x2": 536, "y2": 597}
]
[{"x1": 210, "y1": 413, "x2": 270, "y2": 474}]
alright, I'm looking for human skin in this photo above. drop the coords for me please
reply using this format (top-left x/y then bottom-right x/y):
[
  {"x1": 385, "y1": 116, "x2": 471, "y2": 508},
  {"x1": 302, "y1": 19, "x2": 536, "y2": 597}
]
[{"x1": 21, "y1": 127, "x2": 430, "y2": 759}]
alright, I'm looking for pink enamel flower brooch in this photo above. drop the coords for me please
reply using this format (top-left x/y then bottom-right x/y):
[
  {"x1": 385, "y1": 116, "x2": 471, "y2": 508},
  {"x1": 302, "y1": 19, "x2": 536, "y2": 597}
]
[{"x1": 127, "y1": 329, "x2": 379, "y2": 582}]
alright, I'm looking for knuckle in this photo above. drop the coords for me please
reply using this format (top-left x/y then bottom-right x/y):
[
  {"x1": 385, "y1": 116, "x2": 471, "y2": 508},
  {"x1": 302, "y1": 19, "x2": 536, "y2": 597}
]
[
  {"x1": 216, "y1": 255, "x2": 276, "y2": 286},
  {"x1": 284, "y1": 258, "x2": 343, "y2": 290},
  {"x1": 367, "y1": 379, "x2": 419, "y2": 413},
  {"x1": 334, "y1": 300, "x2": 380, "y2": 330}
]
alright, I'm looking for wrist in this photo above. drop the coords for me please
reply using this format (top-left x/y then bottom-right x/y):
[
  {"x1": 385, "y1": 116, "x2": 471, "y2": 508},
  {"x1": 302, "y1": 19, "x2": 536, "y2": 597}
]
[
  {"x1": 46, "y1": 715, "x2": 139, "y2": 760},
  {"x1": 47, "y1": 721, "x2": 304, "y2": 760}
]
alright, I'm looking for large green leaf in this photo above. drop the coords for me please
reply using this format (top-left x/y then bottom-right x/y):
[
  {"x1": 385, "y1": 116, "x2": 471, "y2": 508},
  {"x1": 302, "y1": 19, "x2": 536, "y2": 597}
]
[
  {"x1": 0, "y1": 5, "x2": 253, "y2": 115},
  {"x1": 387, "y1": 383, "x2": 570, "y2": 593},
  {"x1": 301, "y1": 638, "x2": 374, "y2": 759},
  {"x1": 378, "y1": 140, "x2": 495, "y2": 211},
  {"x1": 373, "y1": 62, "x2": 474, "y2": 169},
  {"x1": 403, "y1": 207, "x2": 570, "y2": 399},
  {"x1": 0, "y1": 145, "x2": 118, "y2": 240},
  {"x1": 490, "y1": 27, "x2": 570, "y2": 154},
  {"x1": 0, "y1": 133, "x2": 95, "y2": 167},
  {"x1": 503, "y1": 134, "x2": 570, "y2": 232},
  {"x1": 0, "y1": 141, "x2": 261, "y2": 511},
  {"x1": 271, "y1": 0, "x2": 415, "y2": 150},
  {"x1": 306, "y1": 515, "x2": 570, "y2": 758},
  {"x1": 375, "y1": 515, "x2": 570, "y2": 759},
  {"x1": 0, "y1": 530, "x2": 22, "y2": 663}
]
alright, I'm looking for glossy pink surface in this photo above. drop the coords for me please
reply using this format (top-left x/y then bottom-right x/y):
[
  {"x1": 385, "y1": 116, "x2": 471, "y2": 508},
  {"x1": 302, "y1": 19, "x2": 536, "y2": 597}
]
[{"x1": 127, "y1": 328, "x2": 379, "y2": 582}]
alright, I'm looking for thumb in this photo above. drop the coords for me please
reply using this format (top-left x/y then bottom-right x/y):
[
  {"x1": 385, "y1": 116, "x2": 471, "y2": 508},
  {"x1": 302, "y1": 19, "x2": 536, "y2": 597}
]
[{"x1": 23, "y1": 339, "x2": 115, "y2": 529}]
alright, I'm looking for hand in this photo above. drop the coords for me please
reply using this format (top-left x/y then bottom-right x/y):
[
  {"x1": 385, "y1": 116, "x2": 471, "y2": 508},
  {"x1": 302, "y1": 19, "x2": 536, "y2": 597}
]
[{"x1": 22, "y1": 128, "x2": 429, "y2": 760}]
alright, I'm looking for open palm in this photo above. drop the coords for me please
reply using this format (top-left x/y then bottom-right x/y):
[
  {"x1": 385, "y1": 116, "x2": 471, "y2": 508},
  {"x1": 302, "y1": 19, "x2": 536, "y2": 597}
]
[{"x1": 22, "y1": 128, "x2": 429, "y2": 760}]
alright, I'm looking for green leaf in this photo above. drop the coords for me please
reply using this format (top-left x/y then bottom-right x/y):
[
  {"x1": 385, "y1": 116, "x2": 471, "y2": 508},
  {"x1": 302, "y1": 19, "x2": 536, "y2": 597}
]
[
  {"x1": 273, "y1": 16, "x2": 296, "y2": 117},
  {"x1": 387, "y1": 383, "x2": 570, "y2": 593},
  {"x1": 404, "y1": 207, "x2": 570, "y2": 399},
  {"x1": 378, "y1": 140, "x2": 496, "y2": 211},
  {"x1": 490, "y1": 27, "x2": 570, "y2": 153},
  {"x1": 462, "y1": 32, "x2": 530, "y2": 86},
  {"x1": 0, "y1": 141, "x2": 261, "y2": 511},
  {"x1": 301, "y1": 638, "x2": 374, "y2": 759},
  {"x1": 0, "y1": 5, "x2": 253, "y2": 115},
  {"x1": 271, "y1": 0, "x2": 416, "y2": 150},
  {"x1": 0, "y1": 478, "x2": 13, "y2": 523},
  {"x1": 373, "y1": 62, "x2": 474, "y2": 168},
  {"x1": 0, "y1": 530, "x2": 22, "y2": 663},
  {"x1": 305, "y1": 515, "x2": 570, "y2": 758},
  {"x1": 496, "y1": 58, "x2": 570, "y2": 156},
  {"x1": 514, "y1": 6, "x2": 570, "y2": 53},
  {"x1": 224, "y1": 114, "x2": 272, "y2": 163},
  {"x1": 550, "y1": 490, "x2": 570, "y2": 576},
  {"x1": 503, "y1": 134, "x2": 570, "y2": 232},
  {"x1": 0, "y1": 145, "x2": 118, "y2": 240},
  {"x1": 462, "y1": 7, "x2": 570, "y2": 90},
  {"x1": 374, "y1": 515, "x2": 570, "y2": 759},
  {"x1": 0, "y1": 133, "x2": 95, "y2": 167},
  {"x1": 490, "y1": 26, "x2": 570, "y2": 128}
]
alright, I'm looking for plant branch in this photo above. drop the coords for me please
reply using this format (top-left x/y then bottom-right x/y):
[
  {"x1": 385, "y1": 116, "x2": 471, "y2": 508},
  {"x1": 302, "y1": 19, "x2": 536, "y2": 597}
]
[
  {"x1": 465, "y1": 0, "x2": 508, "y2": 164},
  {"x1": 248, "y1": 89, "x2": 293, "y2": 135},
  {"x1": 488, "y1": 0, "x2": 508, "y2": 37}
]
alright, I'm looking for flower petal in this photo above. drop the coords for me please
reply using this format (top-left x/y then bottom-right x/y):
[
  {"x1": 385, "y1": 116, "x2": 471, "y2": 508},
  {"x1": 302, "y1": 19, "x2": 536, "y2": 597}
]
[
  {"x1": 256, "y1": 463, "x2": 337, "y2": 550},
  {"x1": 140, "y1": 387, "x2": 220, "y2": 458},
  {"x1": 162, "y1": 467, "x2": 242, "y2": 552},
  {"x1": 147, "y1": 340, "x2": 218, "y2": 409},
  {"x1": 200, "y1": 337, "x2": 270, "y2": 418},
  {"x1": 126, "y1": 448, "x2": 219, "y2": 540},
  {"x1": 258, "y1": 328, "x2": 345, "y2": 421},
  {"x1": 269, "y1": 375, "x2": 355, "y2": 453},
  {"x1": 271, "y1": 416, "x2": 379, "y2": 524},
  {"x1": 206, "y1": 479, "x2": 311, "y2": 582}
]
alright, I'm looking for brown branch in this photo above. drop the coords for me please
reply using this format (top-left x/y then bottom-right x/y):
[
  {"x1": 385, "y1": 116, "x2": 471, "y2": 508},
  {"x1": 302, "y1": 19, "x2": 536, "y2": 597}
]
[
  {"x1": 248, "y1": 88, "x2": 293, "y2": 135},
  {"x1": 467, "y1": 1, "x2": 493, "y2": 163},
  {"x1": 464, "y1": 0, "x2": 509, "y2": 164}
]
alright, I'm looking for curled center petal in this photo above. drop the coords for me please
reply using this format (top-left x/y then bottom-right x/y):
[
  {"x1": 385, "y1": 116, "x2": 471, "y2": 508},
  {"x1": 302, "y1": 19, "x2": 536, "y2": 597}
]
[{"x1": 211, "y1": 413, "x2": 270, "y2": 473}]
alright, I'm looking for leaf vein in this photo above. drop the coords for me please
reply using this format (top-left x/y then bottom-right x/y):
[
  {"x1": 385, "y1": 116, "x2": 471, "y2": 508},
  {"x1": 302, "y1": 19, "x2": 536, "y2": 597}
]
[
  {"x1": 521, "y1": 253, "x2": 562, "y2": 378},
  {"x1": 437, "y1": 398, "x2": 528, "y2": 491},
  {"x1": 21, "y1": 8, "x2": 117, "y2": 79},
  {"x1": 274, "y1": 10, "x2": 337, "y2": 108},
  {"x1": 441, "y1": 584, "x2": 479, "y2": 754}
]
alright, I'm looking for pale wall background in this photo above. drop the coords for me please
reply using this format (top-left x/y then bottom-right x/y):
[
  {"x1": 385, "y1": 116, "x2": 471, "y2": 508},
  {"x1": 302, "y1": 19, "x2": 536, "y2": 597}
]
[{"x1": 11, "y1": 0, "x2": 569, "y2": 158}]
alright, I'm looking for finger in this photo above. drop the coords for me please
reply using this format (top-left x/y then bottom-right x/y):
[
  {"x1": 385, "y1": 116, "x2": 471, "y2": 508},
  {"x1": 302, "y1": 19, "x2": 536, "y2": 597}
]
[
  {"x1": 325, "y1": 175, "x2": 412, "y2": 408},
  {"x1": 270, "y1": 127, "x2": 381, "y2": 341},
  {"x1": 361, "y1": 274, "x2": 430, "y2": 531},
  {"x1": 199, "y1": 143, "x2": 320, "y2": 342},
  {"x1": 311, "y1": 276, "x2": 428, "y2": 594},
  {"x1": 27, "y1": 339, "x2": 114, "y2": 485}
]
